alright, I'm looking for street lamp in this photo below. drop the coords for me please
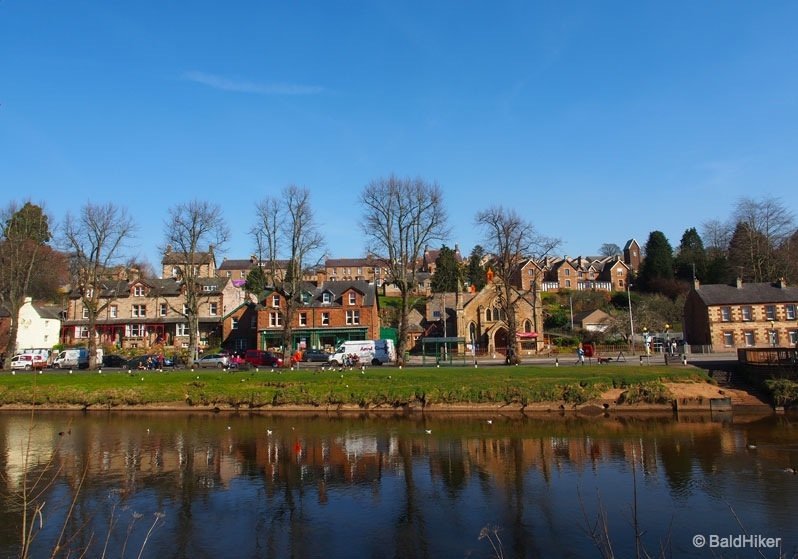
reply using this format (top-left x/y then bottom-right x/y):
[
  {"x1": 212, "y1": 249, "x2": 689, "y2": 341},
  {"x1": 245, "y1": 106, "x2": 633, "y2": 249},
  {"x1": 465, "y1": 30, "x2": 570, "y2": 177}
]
[
  {"x1": 627, "y1": 283, "x2": 634, "y2": 353},
  {"x1": 664, "y1": 323, "x2": 671, "y2": 354}
]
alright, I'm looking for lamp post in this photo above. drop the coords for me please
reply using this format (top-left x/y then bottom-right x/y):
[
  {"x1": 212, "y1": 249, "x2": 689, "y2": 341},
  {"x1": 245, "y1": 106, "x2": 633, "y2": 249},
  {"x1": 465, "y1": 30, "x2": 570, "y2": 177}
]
[
  {"x1": 664, "y1": 323, "x2": 671, "y2": 354},
  {"x1": 627, "y1": 283, "x2": 634, "y2": 353}
]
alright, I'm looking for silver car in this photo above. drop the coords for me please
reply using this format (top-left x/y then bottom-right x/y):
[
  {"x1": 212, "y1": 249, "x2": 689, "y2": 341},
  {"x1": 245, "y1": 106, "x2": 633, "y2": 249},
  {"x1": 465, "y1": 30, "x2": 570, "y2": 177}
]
[{"x1": 196, "y1": 353, "x2": 230, "y2": 368}]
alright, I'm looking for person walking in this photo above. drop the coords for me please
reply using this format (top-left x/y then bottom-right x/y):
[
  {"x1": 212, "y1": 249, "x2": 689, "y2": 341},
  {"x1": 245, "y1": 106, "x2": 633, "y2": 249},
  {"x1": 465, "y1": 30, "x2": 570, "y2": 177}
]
[{"x1": 576, "y1": 343, "x2": 585, "y2": 366}]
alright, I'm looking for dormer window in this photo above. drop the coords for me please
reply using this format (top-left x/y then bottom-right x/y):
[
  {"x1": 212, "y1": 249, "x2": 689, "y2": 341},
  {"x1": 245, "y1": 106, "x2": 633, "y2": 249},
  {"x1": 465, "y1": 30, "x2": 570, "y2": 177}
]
[
  {"x1": 271, "y1": 294, "x2": 280, "y2": 308},
  {"x1": 322, "y1": 292, "x2": 332, "y2": 304},
  {"x1": 133, "y1": 286, "x2": 144, "y2": 297},
  {"x1": 301, "y1": 292, "x2": 311, "y2": 304},
  {"x1": 348, "y1": 292, "x2": 357, "y2": 305}
]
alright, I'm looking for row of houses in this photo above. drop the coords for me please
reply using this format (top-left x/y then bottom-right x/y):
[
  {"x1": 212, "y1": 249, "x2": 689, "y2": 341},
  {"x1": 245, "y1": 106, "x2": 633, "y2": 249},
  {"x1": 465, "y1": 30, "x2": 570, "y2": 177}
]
[{"x1": 4, "y1": 238, "x2": 798, "y2": 359}]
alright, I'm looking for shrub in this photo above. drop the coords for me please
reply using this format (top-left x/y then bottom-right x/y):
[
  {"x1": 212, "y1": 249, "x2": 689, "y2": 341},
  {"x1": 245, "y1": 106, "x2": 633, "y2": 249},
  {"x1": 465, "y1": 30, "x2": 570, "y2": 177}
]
[
  {"x1": 764, "y1": 379, "x2": 798, "y2": 408},
  {"x1": 619, "y1": 381, "x2": 672, "y2": 404}
]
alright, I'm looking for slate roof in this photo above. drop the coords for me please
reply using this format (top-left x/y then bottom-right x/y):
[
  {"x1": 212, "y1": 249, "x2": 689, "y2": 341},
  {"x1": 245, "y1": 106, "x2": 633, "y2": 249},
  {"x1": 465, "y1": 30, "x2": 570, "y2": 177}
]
[{"x1": 693, "y1": 281, "x2": 798, "y2": 306}]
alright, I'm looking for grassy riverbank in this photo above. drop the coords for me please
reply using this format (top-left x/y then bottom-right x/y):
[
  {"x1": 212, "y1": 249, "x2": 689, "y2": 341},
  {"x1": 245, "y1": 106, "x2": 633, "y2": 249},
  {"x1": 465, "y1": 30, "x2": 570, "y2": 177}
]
[{"x1": 0, "y1": 364, "x2": 711, "y2": 410}]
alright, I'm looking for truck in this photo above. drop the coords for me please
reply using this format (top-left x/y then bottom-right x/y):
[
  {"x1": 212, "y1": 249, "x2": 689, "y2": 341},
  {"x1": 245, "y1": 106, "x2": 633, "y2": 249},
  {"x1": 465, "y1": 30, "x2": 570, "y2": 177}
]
[
  {"x1": 53, "y1": 348, "x2": 90, "y2": 369},
  {"x1": 328, "y1": 339, "x2": 395, "y2": 366}
]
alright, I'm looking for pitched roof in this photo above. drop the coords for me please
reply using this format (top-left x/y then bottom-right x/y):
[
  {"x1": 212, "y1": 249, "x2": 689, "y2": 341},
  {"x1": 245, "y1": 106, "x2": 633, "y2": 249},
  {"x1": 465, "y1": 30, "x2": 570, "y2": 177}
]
[{"x1": 693, "y1": 281, "x2": 798, "y2": 306}]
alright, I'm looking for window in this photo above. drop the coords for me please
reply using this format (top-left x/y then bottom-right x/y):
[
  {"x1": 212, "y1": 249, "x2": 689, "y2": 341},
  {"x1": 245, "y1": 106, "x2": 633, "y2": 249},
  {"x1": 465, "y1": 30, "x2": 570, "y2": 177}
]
[
  {"x1": 741, "y1": 306, "x2": 753, "y2": 321},
  {"x1": 299, "y1": 312, "x2": 308, "y2": 326},
  {"x1": 209, "y1": 303, "x2": 218, "y2": 316},
  {"x1": 565, "y1": 269, "x2": 570, "y2": 276},
  {"x1": 203, "y1": 285, "x2": 214, "y2": 292},
  {"x1": 577, "y1": 271, "x2": 583, "y2": 279},
  {"x1": 110, "y1": 305, "x2": 118, "y2": 318},
  {"x1": 789, "y1": 330, "x2": 798, "y2": 345},
  {"x1": 617, "y1": 268, "x2": 623, "y2": 276},
  {"x1": 176, "y1": 323, "x2": 189, "y2": 337},
  {"x1": 231, "y1": 318, "x2": 239, "y2": 330},
  {"x1": 132, "y1": 304, "x2": 146, "y2": 318},
  {"x1": 486, "y1": 308, "x2": 492, "y2": 321},
  {"x1": 133, "y1": 286, "x2": 144, "y2": 297},
  {"x1": 85, "y1": 288, "x2": 94, "y2": 298},
  {"x1": 565, "y1": 279, "x2": 571, "y2": 288},
  {"x1": 348, "y1": 292, "x2": 357, "y2": 305},
  {"x1": 321, "y1": 312, "x2": 330, "y2": 326},
  {"x1": 346, "y1": 310, "x2": 360, "y2": 325},
  {"x1": 301, "y1": 292, "x2": 311, "y2": 304},
  {"x1": 159, "y1": 303, "x2": 167, "y2": 317},
  {"x1": 723, "y1": 332, "x2": 734, "y2": 347},
  {"x1": 357, "y1": 267, "x2": 362, "y2": 275},
  {"x1": 183, "y1": 304, "x2": 190, "y2": 315},
  {"x1": 129, "y1": 324, "x2": 145, "y2": 338},
  {"x1": 322, "y1": 292, "x2": 332, "y2": 304},
  {"x1": 744, "y1": 331, "x2": 755, "y2": 346},
  {"x1": 786, "y1": 304, "x2": 796, "y2": 320},
  {"x1": 82, "y1": 307, "x2": 89, "y2": 319},
  {"x1": 720, "y1": 307, "x2": 731, "y2": 322},
  {"x1": 765, "y1": 305, "x2": 776, "y2": 321},
  {"x1": 269, "y1": 312, "x2": 282, "y2": 327},
  {"x1": 76, "y1": 326, "x2": 89, "y2": 338},
  {"x1": 272, "y1": 294, "x2": 280, "y2": 308}
]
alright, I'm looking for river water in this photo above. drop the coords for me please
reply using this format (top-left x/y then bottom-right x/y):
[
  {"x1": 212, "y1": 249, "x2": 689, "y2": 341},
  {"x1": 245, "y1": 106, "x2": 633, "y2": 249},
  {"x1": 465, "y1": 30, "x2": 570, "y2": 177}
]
[{"x1": 0, "y1": 410, "x2": 796, "y2": 559}]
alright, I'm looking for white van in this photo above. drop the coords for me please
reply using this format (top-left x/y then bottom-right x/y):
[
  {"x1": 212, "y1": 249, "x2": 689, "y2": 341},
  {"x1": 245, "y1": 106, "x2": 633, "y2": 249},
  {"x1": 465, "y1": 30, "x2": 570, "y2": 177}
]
[
  {"x1": 328, "y1": 339, "x2": 395, "y2": 366},
  {"x1": 53, "y1": 348, "x2": 90, "y2": 369}
]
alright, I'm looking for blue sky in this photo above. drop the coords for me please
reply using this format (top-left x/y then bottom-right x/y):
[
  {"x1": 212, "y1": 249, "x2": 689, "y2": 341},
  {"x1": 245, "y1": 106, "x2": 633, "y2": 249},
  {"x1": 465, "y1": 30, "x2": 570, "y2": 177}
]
[{"x1": 2, "y1": 1, "x2": 797, "y2": 270}]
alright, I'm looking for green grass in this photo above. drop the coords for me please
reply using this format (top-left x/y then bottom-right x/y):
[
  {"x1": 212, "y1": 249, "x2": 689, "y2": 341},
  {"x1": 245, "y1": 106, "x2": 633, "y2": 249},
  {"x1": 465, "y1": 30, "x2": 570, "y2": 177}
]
[{"x1": 0, "y1": 365, "x2": 709, "y2": 409}]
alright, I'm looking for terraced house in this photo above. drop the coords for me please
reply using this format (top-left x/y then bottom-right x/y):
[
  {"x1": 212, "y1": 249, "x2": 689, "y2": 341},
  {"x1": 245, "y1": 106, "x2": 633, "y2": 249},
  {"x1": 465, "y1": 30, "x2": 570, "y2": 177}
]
[
  {"x1": 256, "y1": 280, "x2": 380, "y2": 352},
  {"x1": 683, "y1": 278, "x2": 798, "y2": 350},
  {"x1": 61, "y1": 275, "x2": 232, "y2": 352}
]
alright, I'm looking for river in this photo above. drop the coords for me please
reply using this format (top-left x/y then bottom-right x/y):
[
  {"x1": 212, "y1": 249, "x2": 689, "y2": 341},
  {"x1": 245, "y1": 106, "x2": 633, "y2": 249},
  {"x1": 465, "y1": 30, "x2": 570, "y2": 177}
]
[{"x1": 1, "y1": 410, "x2": 796, "y2": 558}]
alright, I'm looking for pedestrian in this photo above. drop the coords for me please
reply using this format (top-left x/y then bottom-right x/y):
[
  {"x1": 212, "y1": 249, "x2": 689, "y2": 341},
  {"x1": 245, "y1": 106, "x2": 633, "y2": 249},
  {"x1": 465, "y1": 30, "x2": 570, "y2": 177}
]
[{"x1": 576, "y1": 343, "x2": 585, "y2": 366}]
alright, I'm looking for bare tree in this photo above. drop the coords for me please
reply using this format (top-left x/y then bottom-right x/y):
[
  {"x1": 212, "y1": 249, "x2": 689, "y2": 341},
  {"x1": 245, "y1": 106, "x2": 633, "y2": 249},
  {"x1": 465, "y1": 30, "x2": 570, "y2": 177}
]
[
  {"x1": 475, "y1": 206, "x2": 559, "y2": 362},
  {"x1": 252, "y1": 185, "x2": 324, "y2": 362},
  {"x1": 163, "y1": 200, "x2": 229, "y2": 365},
  {"x1": 599, "y1": 243, "x2": 622, "y2": 258},
  {"x1": 0, "y1": 202, "x2": 53, "y2": 368},
  {"x1": 62, "y1": 202, "x2": 137, "y2": 368},
  {"x1": 729, "y1": 196, "x2": 795, "y2": 282},
  {"x1": 361, "y1": 175, "x2": 449, "y2": 363}
]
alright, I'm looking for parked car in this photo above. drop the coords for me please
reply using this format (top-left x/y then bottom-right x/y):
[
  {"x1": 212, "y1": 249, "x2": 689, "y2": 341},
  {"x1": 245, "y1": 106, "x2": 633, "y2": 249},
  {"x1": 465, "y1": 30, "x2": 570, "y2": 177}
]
[
  {"x1": 11, "y1": 354, "x2": 46, "y2": 370},
  {"x1": 102, "y1": 354, "x2": 128, "y2": 368},
  {"x1": 243, "y1": 349, "x2": 283, "y2": 367},
  {"x1": 302, "y1": 349, "x2": 331, "y2": 362},
  {"x1": 196, "y1": 353, "x2": 230, "y2": 368}
]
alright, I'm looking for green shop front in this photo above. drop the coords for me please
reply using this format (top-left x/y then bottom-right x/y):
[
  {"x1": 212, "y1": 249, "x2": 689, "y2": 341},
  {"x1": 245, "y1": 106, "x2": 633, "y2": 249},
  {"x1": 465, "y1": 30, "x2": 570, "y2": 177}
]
[{"x1": 260, "y1": 327, "x2": 369, "y2": 352}]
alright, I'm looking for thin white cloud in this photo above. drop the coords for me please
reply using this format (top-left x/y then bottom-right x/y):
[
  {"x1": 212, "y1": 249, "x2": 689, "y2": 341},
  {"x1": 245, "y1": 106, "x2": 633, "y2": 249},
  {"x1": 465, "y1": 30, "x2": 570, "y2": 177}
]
[{"x1": 183, "y1": 71, "x2": 324, "y2": 95}]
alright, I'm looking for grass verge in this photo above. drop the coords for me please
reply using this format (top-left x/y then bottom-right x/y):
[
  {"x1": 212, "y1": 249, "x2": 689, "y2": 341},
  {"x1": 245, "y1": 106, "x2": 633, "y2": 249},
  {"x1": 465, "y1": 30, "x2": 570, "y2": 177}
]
[{"x1": 0, "y1": 364, "x2": 709, "y2": 410}]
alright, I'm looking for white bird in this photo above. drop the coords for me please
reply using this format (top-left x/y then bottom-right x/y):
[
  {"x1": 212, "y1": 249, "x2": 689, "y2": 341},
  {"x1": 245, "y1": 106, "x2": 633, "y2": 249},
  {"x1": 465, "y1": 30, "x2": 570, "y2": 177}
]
[
  {"x1": 266, "y1": 429, "x2": 273, "y2": 436},
  {"x1": 747, "y1": 444, "x2": 757, "y2": 450},
  {"x1": 227, "y1": 426, "x2": 231, "y2": 430},
  {"x1": 425, "y1": 429, "x2": 432, "y2": 435},
  {"x1": 487, "y1": 420, "x2": 493, "y2": 424}
]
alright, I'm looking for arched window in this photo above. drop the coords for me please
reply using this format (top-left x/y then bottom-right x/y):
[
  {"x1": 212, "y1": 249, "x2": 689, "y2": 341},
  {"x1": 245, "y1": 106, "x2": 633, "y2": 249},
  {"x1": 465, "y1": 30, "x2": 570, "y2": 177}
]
[
  {"x1": 524, "y1": 320, "x2": 533, "y2": 333},
  {"x1": 486, "y1": 308, "x2": 492, "y2": 322}
]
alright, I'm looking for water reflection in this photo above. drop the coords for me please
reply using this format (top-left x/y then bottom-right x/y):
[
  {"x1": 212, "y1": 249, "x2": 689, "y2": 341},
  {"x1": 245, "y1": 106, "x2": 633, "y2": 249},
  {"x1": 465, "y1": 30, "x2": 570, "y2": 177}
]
[{"x1": 1, "y1": 411, "x2": 797, "y2": 558}]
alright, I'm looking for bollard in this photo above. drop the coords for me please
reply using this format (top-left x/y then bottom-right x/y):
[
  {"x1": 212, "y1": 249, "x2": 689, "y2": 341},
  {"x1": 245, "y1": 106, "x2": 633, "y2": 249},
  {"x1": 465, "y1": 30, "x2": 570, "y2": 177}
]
[
  {"x1": 682, "y1": 355, "x2": 687, "y2": 365},
  {"x1": 640, "y1": 355, "x2": 643, "y2": 365},
  {"x1": 555, "y1": 357, "x2": 559, "y2": 367}
]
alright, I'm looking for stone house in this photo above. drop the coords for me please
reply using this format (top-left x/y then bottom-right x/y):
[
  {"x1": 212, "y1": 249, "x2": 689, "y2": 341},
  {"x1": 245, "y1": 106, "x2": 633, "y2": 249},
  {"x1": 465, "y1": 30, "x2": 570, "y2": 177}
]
[
  {"x1": 61, "y1": 276, "x2": 229, "y2": 352},
  {"x1": 256, "y1": 280, "x2": 380, "y2": 352},
  {"x1": 161, "y1": 245, "x2": 217, "y2": 279},
  {"x1": 683, "y1": 278, "x2": 798, "y2": 350}
]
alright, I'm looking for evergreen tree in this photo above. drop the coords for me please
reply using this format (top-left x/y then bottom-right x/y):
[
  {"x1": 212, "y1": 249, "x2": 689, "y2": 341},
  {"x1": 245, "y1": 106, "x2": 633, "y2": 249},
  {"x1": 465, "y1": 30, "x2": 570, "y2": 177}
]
[
  {"x1": 466, "y1": 245, "x2": 487, "y2": 291},
  {"x1": 673, "y1": 227, "x2": 707, "y2": 281},
  {"x1": 430, "y1": 245, "x2": 463, "y2": 292},
  {"x1": 244, "y1": 265, "x2": 269, "y2": 297},
  {"x1": 639, "y1": 231, "x2": 674, "y2": 292}
]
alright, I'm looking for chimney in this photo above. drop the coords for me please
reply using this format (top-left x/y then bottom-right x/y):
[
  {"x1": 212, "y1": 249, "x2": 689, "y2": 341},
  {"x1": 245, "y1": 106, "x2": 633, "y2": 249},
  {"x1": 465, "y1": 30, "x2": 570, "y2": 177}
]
[
  {"x1": 778, "y1": 277, "x2": 787, "y2": 289},
  {"x1": 693, "y1": 278, "x2": 700, "y2": 290},
  {"x1": 736, "y1": 277, "x2": 743, "y2": 289}
]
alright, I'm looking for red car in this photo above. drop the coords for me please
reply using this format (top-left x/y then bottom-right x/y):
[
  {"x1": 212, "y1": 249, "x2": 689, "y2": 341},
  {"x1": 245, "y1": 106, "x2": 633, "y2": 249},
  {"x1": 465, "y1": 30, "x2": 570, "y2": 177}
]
[{"x1": 243, "y1": 349, "x2": 283, "y2": 367}]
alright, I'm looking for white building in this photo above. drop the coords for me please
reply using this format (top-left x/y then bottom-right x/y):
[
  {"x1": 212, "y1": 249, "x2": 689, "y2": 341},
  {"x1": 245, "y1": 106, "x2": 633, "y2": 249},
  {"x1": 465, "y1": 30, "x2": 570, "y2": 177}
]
[{"x1": 16, "y1": 297, "x2": 62, "y2": 353}]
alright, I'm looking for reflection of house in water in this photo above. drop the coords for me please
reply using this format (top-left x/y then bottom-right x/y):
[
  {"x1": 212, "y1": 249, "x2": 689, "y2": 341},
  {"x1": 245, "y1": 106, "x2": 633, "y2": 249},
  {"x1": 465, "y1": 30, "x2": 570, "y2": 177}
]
[{"x1": 2, "y1": 418, "x2": 57, "y2": 487}]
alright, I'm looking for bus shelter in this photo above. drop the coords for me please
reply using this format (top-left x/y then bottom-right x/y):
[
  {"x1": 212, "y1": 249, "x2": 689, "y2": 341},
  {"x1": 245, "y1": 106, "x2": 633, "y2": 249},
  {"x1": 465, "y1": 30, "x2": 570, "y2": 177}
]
[{"x1": 420, "y1": 337, "x2": 467, "y2": 366}]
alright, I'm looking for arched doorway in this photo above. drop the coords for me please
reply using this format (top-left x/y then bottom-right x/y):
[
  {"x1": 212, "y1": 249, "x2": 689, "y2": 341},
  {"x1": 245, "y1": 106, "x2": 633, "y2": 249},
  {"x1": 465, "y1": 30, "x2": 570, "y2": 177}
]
[{"x1": 494, "y1": 327, "x2": 508, "y2": 356}]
